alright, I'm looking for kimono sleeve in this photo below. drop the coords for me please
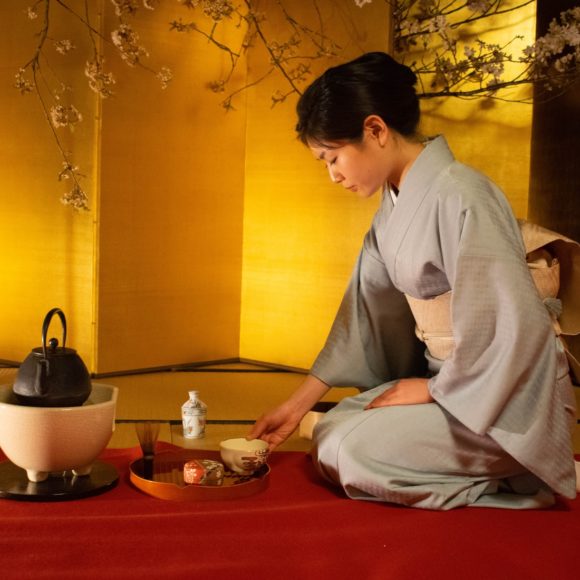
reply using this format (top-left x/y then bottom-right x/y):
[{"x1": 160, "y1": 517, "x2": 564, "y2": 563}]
[
  {"x1": 311, "y1": 226, "x2": 426, "y2": 389},
  {"x1": 428, "y1": 194, "x2": 559, "y2": 437}
]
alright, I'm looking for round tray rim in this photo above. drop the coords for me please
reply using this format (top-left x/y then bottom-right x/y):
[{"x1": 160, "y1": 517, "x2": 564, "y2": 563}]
[{"x1": 129, "y1": 449, "x2": 269, "y2": 501}]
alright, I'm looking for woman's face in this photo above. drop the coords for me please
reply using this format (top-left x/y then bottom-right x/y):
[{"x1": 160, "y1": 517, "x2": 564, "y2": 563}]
[{"x1": 308, "y1": 123, "x2": 391, "y2": 198}]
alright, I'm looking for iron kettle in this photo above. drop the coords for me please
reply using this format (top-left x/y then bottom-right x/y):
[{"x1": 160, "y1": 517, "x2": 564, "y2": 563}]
[{"x1": 13, "y1": 308, "x2": 92, "y2": 407}]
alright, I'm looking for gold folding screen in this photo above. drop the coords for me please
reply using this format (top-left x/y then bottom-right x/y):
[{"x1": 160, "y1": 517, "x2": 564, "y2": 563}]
[
  {"x1": 0, "y1": 1, "x2": 535, "y2": 374},
  {"x1": 0, "y1": 1, "x2": 98, "y2": 367}
]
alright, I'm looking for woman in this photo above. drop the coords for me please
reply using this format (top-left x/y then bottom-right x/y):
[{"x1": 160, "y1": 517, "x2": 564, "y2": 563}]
[{"x1": 248, "y1": 52, "x2": 577, "y2": 509}]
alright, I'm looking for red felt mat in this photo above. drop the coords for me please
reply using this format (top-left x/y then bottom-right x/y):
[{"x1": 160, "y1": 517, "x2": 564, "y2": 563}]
[{"x1": 0, "y1": 445, "x2": 578, "y2": 579}]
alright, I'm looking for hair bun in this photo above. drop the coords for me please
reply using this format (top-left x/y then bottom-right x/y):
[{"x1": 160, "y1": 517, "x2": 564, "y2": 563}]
[
  {"x1": 363, "y1": 52, "x2": 417, "y2": 88},
  {"x1": 296, "y1": 51, "x2": 420, "y2": 143},
  {"x1": 398, "y1": 63, "x2": 417, "y2": 88}
]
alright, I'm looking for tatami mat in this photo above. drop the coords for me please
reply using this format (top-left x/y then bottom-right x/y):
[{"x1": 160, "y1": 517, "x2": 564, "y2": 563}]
[
  {"x1": 0, "y1": 363, "x2": 352, "y2": 450},
  {"x1": 2, "y1": 363, "x2": 580, "y2": 452},
  {"x1": 101, "y1": 362, "x2": 357, "y2": 450}
]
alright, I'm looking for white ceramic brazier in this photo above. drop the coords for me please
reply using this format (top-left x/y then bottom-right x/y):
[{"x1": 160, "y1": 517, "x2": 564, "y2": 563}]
[{"x1": 0, "y1": 383, "x2": 118, "y2": 482}]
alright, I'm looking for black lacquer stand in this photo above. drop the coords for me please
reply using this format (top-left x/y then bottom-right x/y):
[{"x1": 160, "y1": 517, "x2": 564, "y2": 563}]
[{"x1": 0, "y1": 460, "x2": 119, "y2": 501}]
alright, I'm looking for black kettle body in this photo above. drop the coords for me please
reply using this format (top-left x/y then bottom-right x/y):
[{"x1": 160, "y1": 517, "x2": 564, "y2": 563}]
[{"x1": 13, "y1": 308, "x2": 92, "y2": 407}]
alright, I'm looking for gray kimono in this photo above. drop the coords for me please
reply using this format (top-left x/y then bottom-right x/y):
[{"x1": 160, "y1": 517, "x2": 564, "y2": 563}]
[{"x1": 311, "y1": 136, "x2": 577, "y2": 509}]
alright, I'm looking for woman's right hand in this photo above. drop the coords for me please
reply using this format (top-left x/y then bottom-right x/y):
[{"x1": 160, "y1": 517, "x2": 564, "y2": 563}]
[
  {"x1": 247, "y1": 374, "x2": 331, "y2": 451},
  {"x1": 247, "y1": 402, "x2": 303, "y2": 451}
]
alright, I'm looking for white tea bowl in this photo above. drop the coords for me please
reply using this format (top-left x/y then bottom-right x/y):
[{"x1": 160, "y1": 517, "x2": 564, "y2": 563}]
[
  {"x1": 0, "y1": 383, "x2": 118, "y2": 482},
  {"x1": 219, "y1": 438, "x2": 269, "y2": 475}
]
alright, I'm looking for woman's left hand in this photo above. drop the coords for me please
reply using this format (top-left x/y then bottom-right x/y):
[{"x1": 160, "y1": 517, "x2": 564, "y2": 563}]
[{"x1": 364, "y1": 378, "x2": 434, "y2": 410}]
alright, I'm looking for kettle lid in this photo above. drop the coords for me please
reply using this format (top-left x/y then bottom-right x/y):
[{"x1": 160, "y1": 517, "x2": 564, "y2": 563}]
[{"x1": 31, "y1": 338, "x2": 78, "y2": 358}]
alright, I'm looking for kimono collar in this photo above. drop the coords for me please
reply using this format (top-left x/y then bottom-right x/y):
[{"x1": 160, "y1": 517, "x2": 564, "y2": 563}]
[
  {"x1": 377, "y1": 135, "x2": 457, "y2": 279},
  {"x1": 397, "y1": 135, "x2": 455, "y2": 201}
]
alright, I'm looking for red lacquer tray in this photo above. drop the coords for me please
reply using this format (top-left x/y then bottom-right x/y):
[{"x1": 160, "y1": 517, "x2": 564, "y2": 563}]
[{"x1": 129, "y1": 449, "x2": 269, "y2": 501}]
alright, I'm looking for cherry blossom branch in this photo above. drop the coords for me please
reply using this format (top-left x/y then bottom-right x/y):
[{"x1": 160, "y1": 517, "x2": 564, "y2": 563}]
[
  {"x1": 15, "y1": 0, "x2": 172, "y2": 210},
  {"x1": 15, "y1": 0, "x2": 580, "y2": 211},
  {"x1": 386, "y1": 0, "x2": 580, "y2": 103},
  {"x1": 171, "y1": 0, "x2": 338, "y2": 109}
]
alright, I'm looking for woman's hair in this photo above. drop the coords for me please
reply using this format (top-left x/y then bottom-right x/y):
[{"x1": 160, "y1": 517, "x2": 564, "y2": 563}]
[{"x1": 296, "y1": 52, "x2": 420, "y2": 145}]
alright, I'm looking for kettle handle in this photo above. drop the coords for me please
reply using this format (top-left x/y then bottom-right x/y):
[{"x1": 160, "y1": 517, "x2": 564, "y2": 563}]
[{"x1": 41, "y1": 308, "x2": 67, "y2": 357}]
